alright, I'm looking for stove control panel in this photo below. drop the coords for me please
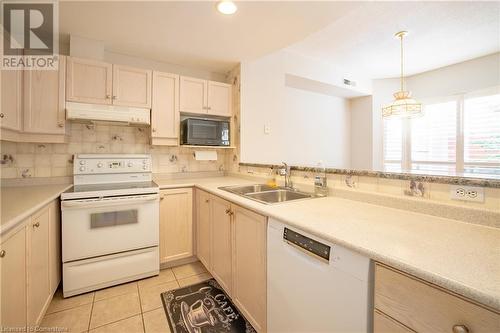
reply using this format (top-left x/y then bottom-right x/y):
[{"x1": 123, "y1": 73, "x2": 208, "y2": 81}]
[{"x1": 74, "y1": 154, "x2": 152, "y2": 175}]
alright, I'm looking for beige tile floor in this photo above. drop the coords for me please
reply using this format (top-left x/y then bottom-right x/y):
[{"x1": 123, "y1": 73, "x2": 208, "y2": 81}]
[{"x1": 41, "y1": 261, "x2": 212, "y2": 333}]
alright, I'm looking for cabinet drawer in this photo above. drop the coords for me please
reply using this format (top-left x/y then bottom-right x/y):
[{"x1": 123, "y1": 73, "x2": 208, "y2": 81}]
[
  {"x1": 374, "y1": 264, "x2": 499, "y2": 333},
  {"x1": 374, "y1": 310, "x2": 414, "y2": 333}
]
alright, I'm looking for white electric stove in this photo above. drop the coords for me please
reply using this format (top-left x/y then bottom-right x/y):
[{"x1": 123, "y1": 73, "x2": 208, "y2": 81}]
[{"x1": 61, "y1": 154, "x2": 160, "y2": 297}]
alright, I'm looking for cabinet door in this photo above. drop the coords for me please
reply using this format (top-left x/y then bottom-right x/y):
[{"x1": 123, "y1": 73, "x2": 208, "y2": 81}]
[
  {"x1": 66, "y1": 57, "x2": 112, "y2": 105},
  {"x1": 207, "y1": 81, "x2": 232, "y2": 117},
  {"x1": 232, "y1": 205, "x2": 267, "y2": 332},
  {"x1": 27, "y1": 207, "x2": 50, "y2": 326},
  {"x1": 112, "y1": 65, "x2": 152, "y2": 108},
  {"x1": 195, "y1": 190, "x2": 211, "y2": 270},
  {"x1": 1, "y1": 69, "x2": 22, "y2": 131},
  {"x1": 151, "y1": 71, "x2": 179, "y2": 145},
  {"x1": 23, "y1": 56, "x2": 66, "y2": 134},
  {"x1": 179, "y1": 76, "x2": 207, "y2": 114},
  {"x1": 0, "y1": 226, "x2": 27, "y2": 329},
  {"x1": 48, "y1": 200, "x2": 61, "y2": 294},
  {"x1": 159, "y1": 188, "x2": 193, "y2": 264},
  {"x1": 210, "y1": 196, "x2": 233, "y2": 295}
]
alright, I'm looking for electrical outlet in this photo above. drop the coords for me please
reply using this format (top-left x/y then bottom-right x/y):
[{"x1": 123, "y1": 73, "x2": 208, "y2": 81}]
[{"x1": 450, "y1": 185, "x2": 484, "y2": 202}]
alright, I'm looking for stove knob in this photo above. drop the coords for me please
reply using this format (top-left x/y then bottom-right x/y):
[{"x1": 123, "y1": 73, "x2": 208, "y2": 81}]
[
  {"x1": 79, "y1": 160, "x2": 85, "y2": 165},
  {"x1": 143, "y1": 165, "x2": 147, "y2": 170},
  {"x1": 142, "y1": 160, "x2": 147, "y2": 164},
  {"x1": 97, "y1": 162, "x2": 103, "y2": 168},
  {"x1": 128, "y1": 162, "x2": 133, "y2": 167},
  {"x1": 79, "y1": 166, "x2": 85, "y2": 172}
]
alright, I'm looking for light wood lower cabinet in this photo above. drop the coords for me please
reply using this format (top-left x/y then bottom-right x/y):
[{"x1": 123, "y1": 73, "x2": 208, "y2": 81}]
[
  {"x1": 195, "y1": 190, "x2": 211, "y2": 270},
  {"x1": 194, "y1": 190, "x2": 267, "y2": 332},
  {"x1": 232, "y1": 205, "x2": 267, "y2": 333},
  {"x1": 27, "y1": 206, "x2": 51, "y2": 326},
  {"x1": 0, "y1": 224, "x2": 27, "y2": 329},
  {"x1": 0, "y1": 199, "x2": 61, "y2": 329},
  {"x1": 159, "y1": 188, "x2": 193, "y2": 264},
  {"x1": 374, "y1": 263, "x2": 500, "y2": 333},
  {"x1": 210, "y1": 195, "x2": 233, "y2": 295}
]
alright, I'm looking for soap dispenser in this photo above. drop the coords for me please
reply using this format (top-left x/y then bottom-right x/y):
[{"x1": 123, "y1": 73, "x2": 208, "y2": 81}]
[{"x1": 314, "y1": 161, "x2": 328, "y2": 197}]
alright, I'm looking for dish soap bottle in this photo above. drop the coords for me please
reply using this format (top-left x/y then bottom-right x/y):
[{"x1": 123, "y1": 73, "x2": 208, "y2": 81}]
[
  {"x1": 314, "y1": 161, "x2": 328, "y2": 197},
  {"x1": 266, "y1": 166, "x2": 278, "y2": 188}
]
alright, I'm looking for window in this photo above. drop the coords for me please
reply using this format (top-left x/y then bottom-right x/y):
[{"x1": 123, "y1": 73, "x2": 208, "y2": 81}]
[{"x1": 383, "y1": 90, "x2": 500, "y2": 175}]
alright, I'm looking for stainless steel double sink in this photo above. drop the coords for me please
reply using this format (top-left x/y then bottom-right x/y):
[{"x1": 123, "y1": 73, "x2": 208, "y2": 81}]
[{"x1": 219, "y1": 184, "x2": 316, "y2": 204}]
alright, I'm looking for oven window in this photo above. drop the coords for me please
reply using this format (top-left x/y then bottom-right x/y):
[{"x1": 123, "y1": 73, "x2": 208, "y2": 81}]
[
  {"x1": 91, "y1": 210, "x2": 138, "y2": 228},
  {"x1": 190, "y1": 122, "x2": 218, "y2": 140}
]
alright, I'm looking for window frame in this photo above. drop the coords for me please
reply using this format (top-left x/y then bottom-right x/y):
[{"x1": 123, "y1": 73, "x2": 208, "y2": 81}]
[{"x1": 382, "y1": 86, "x2": 500, "y2": 174}]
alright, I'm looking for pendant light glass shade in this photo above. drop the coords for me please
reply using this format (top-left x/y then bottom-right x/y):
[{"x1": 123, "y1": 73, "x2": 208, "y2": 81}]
[{"x1": 383, "y1": 31, "x2": 423, "y2": 118}]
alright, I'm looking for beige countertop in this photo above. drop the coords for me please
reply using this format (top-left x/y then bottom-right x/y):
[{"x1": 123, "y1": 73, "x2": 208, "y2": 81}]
[
  {"x1": 1, "y1": 176, "x2": 498, "y2": 311},
  {"x1": 1, "y1": 183, "x2": 72, "y2": 236},
  {"x1": 156, "y1": 176, "x2": 500, "y2": 311}
]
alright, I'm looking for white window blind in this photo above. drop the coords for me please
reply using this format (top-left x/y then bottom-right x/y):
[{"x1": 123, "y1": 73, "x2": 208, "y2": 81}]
[
  {"x1": 464, "y1": 94, "x2": 500, "y2": 165},
  {"x1": 411, "y1": 101, "x2": 457, "y2": 172},
  {"x1": 382, "y1": 90, "x2": 500, "y2": 175},
  {"x1": 383, "y1": 117, "x2": 402, "y2": 164}
]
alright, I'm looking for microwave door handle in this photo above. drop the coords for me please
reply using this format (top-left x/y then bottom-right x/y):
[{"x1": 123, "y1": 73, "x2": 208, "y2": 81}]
[{"x1": 62, "y1": 194, "x2": 159, "y2": 209}]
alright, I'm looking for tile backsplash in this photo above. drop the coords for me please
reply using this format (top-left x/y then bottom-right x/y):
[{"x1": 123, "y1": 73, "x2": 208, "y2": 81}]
[{"x1": 1, "y1": 123, "x2": 233, "y2": 179}]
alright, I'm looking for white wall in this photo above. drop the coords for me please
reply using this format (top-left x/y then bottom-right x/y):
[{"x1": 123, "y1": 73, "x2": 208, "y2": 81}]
[
  {"x1": 350, "y1": 96, "x2": 373, "y2": 170},
  {"x1": 241, "y1": 50, "x2": 352, "y2": 167},
  {"x1": 68, "y1": 35, "x2": 226, "y2": 81}
]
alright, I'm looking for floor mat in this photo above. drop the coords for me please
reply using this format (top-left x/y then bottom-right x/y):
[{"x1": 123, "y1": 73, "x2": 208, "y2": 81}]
[{"x1": 161, "y1": 278, "x2": 256, "y2": 333}]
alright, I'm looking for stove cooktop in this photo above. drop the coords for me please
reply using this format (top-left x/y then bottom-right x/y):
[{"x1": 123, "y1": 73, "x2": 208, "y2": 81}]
[{"x1": 61, "y1": 181, "x2": 159, "y2": 200}]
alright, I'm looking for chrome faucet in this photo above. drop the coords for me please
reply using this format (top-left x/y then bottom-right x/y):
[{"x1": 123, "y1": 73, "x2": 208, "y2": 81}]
[{"x1": 280, "y1": 162, "x2": 293, "y2": 189}]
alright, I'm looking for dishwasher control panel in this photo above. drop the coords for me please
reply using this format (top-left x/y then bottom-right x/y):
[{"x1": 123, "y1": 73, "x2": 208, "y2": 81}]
[{"x1": 283, "y1": 227, "x2": 330, "y2": 262}]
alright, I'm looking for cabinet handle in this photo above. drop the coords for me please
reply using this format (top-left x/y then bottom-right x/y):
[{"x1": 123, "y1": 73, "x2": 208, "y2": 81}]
[
  {"x1": 205, "y1": 199, "x2": 209, "y2": 203},
  {"x1": 152, "y1": 128, "x2": 156, "y2": 133},
  {"x1": 225, "y1": 208, "x2": 231, "y2": 215},
  {"x1": 112, "y1": 95, "x2": 117, "y2": 100},
  {"x1": 0, "y1": 250, "x2": 5, "y2": 258},
  {"x1": 0, "y1": 113, "x2": 4, "y2": 118},
  {"x1": 452, "y1": 325, "x2": 469, "y2": 333},
  {"x1": 106, "y1": 94, "x2": 111, "y2": 99},
  {"x1": 33, "y1": 221, "x2": 40, "y2": 228},
  {"x1": 57, "y1": 121, "x2": 64, "y2": 128},
  {"x1": 207, "y1": 106, "x2": 212, "y2": 110}
]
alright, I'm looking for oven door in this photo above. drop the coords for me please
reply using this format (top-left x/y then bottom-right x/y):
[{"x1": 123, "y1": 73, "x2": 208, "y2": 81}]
[{"x1": 61, "y1": 193, "x2": 159, "y2": 262}]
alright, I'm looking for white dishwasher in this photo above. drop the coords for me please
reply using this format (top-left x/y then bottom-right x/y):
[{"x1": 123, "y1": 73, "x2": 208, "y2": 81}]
[{"x1": 267, "y1": 219, "x2": 372, "y2": 333}]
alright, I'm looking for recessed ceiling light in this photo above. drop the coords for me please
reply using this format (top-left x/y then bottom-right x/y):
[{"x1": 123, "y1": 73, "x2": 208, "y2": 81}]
[{"x1": 217, "y1": 1, "x2": 237, "y2": 15}]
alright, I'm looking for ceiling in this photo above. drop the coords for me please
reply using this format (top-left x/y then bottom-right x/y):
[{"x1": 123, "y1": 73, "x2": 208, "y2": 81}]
[
  {"x1": 59, "y1": 1, "x2": 362, "y2": 74},
  {"x1": 59, "y1": 1, "x2": 500, "y2": 78},
  {"x1": 288, "y1": 1, "x2": 500, "y2": 79}
]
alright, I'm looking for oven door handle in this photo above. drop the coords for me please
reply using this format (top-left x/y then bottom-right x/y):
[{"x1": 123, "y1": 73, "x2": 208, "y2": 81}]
[{"x1": 61, "y1": 194, "x2": 159, "y2": 209}]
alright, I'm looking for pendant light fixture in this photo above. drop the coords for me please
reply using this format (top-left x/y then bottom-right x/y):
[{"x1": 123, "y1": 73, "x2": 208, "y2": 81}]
[{"x1": 382, "y1": 31, "x2": 423, "y2": 118}]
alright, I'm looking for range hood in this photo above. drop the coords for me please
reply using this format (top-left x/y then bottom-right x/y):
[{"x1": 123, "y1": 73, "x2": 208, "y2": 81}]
[{"x1": 66, "y1": 102, "x2": 151, "y2": 126}]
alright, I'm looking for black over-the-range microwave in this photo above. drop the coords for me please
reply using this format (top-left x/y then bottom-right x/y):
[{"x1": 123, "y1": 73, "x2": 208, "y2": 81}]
[{"x1": 180, "y1": 118, "x2": 230, "y2": 146}]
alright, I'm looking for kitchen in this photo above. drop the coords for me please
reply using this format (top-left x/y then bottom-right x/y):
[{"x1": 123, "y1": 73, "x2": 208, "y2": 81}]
[{"x1": 1, "y1": 1, "x2": 499, "y2": 333}]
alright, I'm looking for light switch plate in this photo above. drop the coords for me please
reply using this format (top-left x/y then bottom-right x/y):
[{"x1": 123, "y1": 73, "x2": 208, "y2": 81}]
[{"x1": 450, "y1": 185, "x2": 484, "y2": 202}]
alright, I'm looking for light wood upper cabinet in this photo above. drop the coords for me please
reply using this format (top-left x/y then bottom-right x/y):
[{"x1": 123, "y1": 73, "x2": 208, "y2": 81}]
[
  {"x1": 179, "y1": 76, "x2": 232, "y2": 116},
  {"x1": 0, "y1": 226, "x2": 27, "y2": 329},
  {"x1": 195, "y1": 190, "x2": 211, "y2": 270},
  {"x1": 207, "y1": 81, "x2": 232, "y2": 117},
  {"x1": 112, "y1": 65, "x2": 152, "y2": 108},
  {"x1": 179, "y1": 76, "x2": 207, "y2": 114},
  {"x1": 27, "y1": 206, "x2": 51, "y2": 326},
  {"x1": 23, "y1": 56, "x2": 66, "y2": 134},
  {"x1": 1, "y1": 69, "x2": 23, "y2": 131},
  {"x1": 210, "y1": 195, "x2": 233, "y2": 295},
  {"x1": 159, "y1": 188, "x2": 193, "y2": 264},
  {"x1": 151, "y1": 71, "x2": 179, "y2": 145},
  {"x1": 66, "y1": 57, "x2": 113, "y2": 105},
  {"x1": 232, "y1": 205, "x2": 267, "y2": 333}
]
